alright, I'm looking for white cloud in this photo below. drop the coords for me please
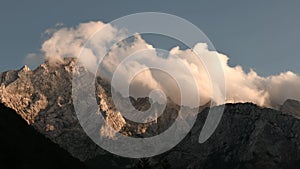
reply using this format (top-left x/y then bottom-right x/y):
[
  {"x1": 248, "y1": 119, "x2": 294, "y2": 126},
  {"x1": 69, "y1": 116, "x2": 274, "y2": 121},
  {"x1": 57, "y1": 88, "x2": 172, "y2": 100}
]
[{"x1": 25, "y1": 20, "x2": 300, "y2": 108}]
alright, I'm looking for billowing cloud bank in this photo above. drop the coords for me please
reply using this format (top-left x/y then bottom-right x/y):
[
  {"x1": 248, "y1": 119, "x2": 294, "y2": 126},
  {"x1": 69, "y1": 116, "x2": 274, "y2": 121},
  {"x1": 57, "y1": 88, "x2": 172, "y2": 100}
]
[{"x1": 25, "y1": 21, "x2": 300, "y2": 108}]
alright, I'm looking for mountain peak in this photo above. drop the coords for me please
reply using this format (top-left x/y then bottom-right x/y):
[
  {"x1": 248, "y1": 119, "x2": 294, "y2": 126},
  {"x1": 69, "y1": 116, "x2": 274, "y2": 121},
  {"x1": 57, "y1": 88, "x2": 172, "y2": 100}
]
[
  {"x1": 0, "y1": 58, "x2": 107, "y2": 160},
  {"x1": 20, "y1": 65, "x2": 31, "y2": 72},
  {"x1": 2, "y1": 59, "x2": 300, "y2": 168}
]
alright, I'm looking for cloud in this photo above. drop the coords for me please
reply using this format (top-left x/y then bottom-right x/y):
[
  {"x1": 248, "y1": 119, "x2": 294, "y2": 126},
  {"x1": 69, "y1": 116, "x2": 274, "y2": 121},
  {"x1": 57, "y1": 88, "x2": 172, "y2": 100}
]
[
  {"x1": 25, "y1": 21, "x2": 126, "y2": 71},
  {"x1": 25, "y1": 20, "x2": 300, "y2": 108}
]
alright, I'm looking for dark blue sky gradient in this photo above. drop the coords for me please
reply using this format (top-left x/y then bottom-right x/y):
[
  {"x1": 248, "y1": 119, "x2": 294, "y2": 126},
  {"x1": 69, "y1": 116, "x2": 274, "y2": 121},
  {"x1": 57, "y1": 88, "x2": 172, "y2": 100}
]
[{"x1": 0, "y1": 0, "x2": 299, "y2": 76}]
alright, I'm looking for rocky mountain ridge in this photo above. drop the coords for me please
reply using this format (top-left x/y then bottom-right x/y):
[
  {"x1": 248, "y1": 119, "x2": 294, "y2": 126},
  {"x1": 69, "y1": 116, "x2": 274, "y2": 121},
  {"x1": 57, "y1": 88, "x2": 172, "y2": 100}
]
[
  {"x1": 0, "y1": 58, "x2": 104, "y2": 161},
  {"x1": 1, "y1": 58, "x2": 300, "y2": 168},
  {"x1": 148, "y1": 103, "x2": 300, "y2": 169},
  {"x1": 0, "y1": 58, "x2": 180, "y2": 161}
]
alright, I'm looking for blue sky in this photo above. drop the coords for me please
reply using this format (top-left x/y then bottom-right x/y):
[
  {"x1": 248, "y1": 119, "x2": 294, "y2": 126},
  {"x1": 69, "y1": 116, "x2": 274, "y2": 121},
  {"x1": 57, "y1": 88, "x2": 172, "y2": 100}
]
[{"x1": 0, "y1": 0, "x2": 299, "y2": 76}]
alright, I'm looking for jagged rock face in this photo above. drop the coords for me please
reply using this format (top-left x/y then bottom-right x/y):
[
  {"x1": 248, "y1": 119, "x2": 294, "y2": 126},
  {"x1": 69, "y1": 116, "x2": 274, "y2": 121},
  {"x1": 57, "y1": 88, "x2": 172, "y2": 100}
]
[
  {"x1": 96, "y1": 77, "x2": 180, "y2": 138},
  {"x1": 280, "y1": 99, "x2": 300, "y2": 119},
  {"x1": 0, "y1": 65, "x2": 47, "y2": 124},
  {"x1": 0, "y1": 58, "x2": 179, "y2": 161},
  {"x1": 0, "y1": 58, "x2": 106, "y2": 161},
  {"x1": 1, "y1": 58, "x2": 300, "y2": 168},
  {"x1": 0, "y1": 69, "x2": 19, "y2": 85}
]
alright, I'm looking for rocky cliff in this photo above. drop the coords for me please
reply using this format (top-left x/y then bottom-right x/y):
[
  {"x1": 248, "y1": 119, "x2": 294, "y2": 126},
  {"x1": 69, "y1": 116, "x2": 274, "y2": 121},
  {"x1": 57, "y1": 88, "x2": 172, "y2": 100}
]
[
  {"x1": 1, "y1": 58, "x2": 300, "y2": 169},
  {"x1": 0, "y1": 58, "x2": 105, "y2": 161},
  {"x1": 0, "y1": 58, "x2": 180, "y2": 162}
]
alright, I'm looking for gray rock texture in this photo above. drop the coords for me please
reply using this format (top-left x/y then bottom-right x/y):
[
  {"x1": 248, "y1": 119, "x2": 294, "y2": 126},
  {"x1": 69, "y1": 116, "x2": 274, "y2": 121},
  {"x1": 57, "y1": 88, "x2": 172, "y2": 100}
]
[
  {"x1": 0, "y1": 58, "x2": 178, "y2": 162},
  {"x1": 280, "y1": 99, "x2": 300, "y2": 119},
  {"x1": 145, "y1": 103, "x2": 300, "y2": 169},
  {"x1": 0, "y1": 58, "x2": 104, "y2": 161},
  {"x1": 1, "y1": 58, "x2": 300, "y2": 169}
]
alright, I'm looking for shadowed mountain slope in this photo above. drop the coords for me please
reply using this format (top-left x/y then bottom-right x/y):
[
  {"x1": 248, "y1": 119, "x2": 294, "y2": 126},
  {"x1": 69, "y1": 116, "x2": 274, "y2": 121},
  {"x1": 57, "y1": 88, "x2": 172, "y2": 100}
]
[
  {"x1": 1, "y1": 58, "x2": 300, "y2": 169},
  {"x1": 143, "y1": 103, "x2": 300, "y2": 169},
  {"x1": 0, "y1": 103, "x2": 87, "y2": 169}
]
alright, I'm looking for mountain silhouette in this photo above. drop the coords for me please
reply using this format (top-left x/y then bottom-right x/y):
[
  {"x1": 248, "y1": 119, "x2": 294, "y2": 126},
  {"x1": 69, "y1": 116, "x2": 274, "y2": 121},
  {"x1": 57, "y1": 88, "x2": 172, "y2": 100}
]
[{"x1": 0, "y1": 103, "x2": 87, "y2": 169}]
